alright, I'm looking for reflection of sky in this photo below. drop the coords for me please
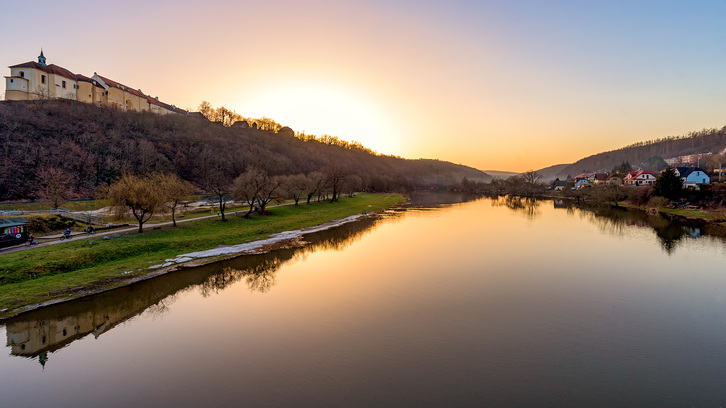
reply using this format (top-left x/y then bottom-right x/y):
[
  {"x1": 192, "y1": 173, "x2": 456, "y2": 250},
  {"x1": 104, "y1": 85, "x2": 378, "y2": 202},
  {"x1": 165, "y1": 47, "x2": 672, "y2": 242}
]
[
  {"x1": 2, "y1": 1, "x2": 726, "y2": 171},
  {"x1": 4, "y1": 197, "x2": 726, "y2": 406}
]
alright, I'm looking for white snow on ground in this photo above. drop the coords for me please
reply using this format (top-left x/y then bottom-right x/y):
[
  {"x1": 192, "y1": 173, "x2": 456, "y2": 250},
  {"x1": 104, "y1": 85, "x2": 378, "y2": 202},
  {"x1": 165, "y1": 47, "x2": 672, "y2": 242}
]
[{"x1": 148, "y1": 213, "x2": 372, "y2": 269}]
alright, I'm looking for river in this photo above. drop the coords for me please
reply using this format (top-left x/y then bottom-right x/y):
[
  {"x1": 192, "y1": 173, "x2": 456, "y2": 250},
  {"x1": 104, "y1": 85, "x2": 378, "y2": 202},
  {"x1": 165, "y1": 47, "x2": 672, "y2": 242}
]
[{"x1": 2, "y1": 194, "x2": 726, "y2": 407}]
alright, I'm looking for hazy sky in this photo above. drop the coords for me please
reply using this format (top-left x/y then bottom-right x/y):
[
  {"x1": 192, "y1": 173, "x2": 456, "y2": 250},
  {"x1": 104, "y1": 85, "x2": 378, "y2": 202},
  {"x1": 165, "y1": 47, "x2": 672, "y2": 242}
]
[{"x1": 2, "y1": 0, "x2": 725, "y2": 172}]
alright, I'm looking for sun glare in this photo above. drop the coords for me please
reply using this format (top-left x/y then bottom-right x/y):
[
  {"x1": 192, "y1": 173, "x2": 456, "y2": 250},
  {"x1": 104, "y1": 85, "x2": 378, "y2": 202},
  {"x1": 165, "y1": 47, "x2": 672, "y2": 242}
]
[{"x1": 240, "y1": 80, "x2": 402, "y2": 156}]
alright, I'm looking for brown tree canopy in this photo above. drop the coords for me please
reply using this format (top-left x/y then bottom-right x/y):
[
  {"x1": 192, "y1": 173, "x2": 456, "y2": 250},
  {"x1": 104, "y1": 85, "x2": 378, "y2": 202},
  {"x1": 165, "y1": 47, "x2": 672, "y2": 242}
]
[{"x1": 106, "y1": 173, "x2": 166, "y2": 233}]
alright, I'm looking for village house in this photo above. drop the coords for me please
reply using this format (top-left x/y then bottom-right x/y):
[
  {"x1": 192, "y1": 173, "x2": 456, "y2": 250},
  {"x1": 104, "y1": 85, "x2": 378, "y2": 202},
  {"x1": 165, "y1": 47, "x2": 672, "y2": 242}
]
[
  {"x1": 553, "y1": 179, "x2": 567, "y2": 191},
  {"x1": 573, "y1": 173, "x2": 592, "y2": 189},
  {"x1": 624, "y1": 170, "x2": 656, "y2": 186},
  {"x1": 572, "y1": 173, "x2": 610, "y2": 189},
  {"x1": 674, "y1": 167, "x2": 710, "y2": 188},
  {"x1": 606, "y1": 174, "x2": 624, "y2": 185},
  {"x1": 4, "y1": 51, "x2": 185, "y2": 115}
]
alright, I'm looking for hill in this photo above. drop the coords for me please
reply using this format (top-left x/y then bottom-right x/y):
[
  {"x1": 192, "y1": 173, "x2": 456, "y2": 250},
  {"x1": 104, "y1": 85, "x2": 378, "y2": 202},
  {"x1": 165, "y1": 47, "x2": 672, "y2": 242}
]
[
  {"x1": 533, "y1": 164, "x2": 569, "y2": 182},
  {"x1": 540, "y1": 127, "x2": 726, "y2": 180},
  {"x1": 0, "y1": 101, "x2": 490, "y2": 201},
  {"x1": 483, "y1": 170, "x2": 520, "y2": 179}
]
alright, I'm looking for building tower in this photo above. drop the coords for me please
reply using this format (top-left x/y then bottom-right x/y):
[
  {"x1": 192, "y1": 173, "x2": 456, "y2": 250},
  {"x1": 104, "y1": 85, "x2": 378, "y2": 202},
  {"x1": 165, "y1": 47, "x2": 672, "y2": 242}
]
[{"x1": 38, "y1": 49, "x2": 46, "y2": 67}]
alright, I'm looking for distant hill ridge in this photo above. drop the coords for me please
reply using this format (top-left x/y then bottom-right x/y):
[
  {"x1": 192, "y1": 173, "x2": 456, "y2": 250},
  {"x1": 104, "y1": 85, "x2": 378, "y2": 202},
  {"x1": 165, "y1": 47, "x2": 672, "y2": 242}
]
[{"x1": 539, "y1": 126, "x2": 726, "y2": 180}]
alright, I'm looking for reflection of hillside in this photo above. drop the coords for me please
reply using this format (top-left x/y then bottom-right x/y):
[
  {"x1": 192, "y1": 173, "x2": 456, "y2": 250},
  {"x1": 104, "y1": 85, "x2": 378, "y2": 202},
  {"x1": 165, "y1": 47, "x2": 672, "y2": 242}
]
[
  {"x1": 406, "y1": 192, "x2": 481, "y2": 207},
  {"x1": 5, "y1": 215, "x2": 381, "y2": 366}
]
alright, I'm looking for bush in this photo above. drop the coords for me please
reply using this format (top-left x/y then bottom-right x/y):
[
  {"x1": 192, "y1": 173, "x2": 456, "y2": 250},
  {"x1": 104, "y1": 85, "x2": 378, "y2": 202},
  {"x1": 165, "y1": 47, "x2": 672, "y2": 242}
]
[
  {"x1": 27, "y1": 215, "x2": 77, "y2": 234},
  {"x1": 647, "y1": 196, "x2": 669, "y2": 208}
]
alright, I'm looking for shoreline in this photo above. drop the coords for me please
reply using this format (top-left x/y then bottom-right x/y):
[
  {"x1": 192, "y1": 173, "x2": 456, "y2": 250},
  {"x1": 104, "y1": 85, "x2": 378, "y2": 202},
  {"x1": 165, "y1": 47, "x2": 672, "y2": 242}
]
[
  {"x1": 0, "y1": 194, "x2": 405, "y2": 320},
  {"x1": 1, "y1": 213, "x2": 378, "y2": 320}
]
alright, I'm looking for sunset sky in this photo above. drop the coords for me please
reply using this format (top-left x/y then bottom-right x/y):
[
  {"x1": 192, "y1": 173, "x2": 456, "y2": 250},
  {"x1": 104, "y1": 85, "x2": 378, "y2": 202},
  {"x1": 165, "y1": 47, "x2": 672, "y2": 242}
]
[{"x1": 2, "y1": 0, "x2": 725, "y2": 172}]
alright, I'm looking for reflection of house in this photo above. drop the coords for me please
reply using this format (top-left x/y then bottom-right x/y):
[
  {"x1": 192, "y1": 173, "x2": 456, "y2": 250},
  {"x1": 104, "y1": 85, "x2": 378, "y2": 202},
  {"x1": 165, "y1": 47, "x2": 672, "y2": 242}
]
[
  {"x1": 6, "y1": 313, "x2": 113, "y2": 359},
  {"x1": 674, "y1": 167, "x2": 710, "y2": 188},
  {"x1": 624, "y1": 171, "x2": 656, "y2": 186},
  {"x1": 0, "y1": 217, "x2": 29, "y2": 248},
  {"x1": 5, "y1": 51, "x2": 186, "y2": 115}
]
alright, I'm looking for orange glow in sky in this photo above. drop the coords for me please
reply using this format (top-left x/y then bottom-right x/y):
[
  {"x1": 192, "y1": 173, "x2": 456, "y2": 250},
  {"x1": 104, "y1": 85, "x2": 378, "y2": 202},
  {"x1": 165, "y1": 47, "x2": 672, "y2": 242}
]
[{"x1": 2, "y1": 1, "x2": 726, "y2": 172}]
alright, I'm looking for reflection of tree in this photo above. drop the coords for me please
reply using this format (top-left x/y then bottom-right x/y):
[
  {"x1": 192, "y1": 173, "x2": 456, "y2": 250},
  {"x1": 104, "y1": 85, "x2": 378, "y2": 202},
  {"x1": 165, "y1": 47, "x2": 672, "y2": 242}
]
[
  {"x1": 6, "y1": 213, "x2": 384, "y2": 365},
  {"x1": 584, "y1": 206, "x2": 692, "y2": 255},
  {"x1": 200, "y1": 256, "x2": 284, "y2": 297},
  {"x1": 197, "y1": 216, "x2": 381, "y2": 296},
  {"x1": 491, "y1": 195, "x2": 541, "y2": 219}
]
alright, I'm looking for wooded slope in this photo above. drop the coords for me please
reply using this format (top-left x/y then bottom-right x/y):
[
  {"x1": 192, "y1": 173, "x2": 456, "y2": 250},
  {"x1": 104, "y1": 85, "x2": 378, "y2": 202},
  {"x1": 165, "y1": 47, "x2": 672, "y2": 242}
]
[
  {"x1": 0, "y1": 101, "x2": 490, "y2": 200},
  {"x1": 546, "y1": 127, "x2": 726, "y2": 179}
]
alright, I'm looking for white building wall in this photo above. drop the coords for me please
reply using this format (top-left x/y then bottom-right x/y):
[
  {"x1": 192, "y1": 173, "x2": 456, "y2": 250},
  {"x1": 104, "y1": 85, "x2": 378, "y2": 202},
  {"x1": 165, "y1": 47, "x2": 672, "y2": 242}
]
[{"x1": 53, "y1": 75, "x2": 77, "y2": 100}]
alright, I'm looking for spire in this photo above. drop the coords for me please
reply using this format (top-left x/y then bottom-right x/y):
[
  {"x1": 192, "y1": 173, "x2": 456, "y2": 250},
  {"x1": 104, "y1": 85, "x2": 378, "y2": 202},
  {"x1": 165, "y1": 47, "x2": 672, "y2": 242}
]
[{"x1": 38, "y1": 49, "x2": 46, "y2": 66}]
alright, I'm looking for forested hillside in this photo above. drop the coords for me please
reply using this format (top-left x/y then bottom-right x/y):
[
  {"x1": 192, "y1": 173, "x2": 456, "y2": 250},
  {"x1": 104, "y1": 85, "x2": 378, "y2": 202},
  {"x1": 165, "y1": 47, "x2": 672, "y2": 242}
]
[
  {"x1": 0, "y1": 101, "x2": 490, "y2": 201},
  {"x1": 545, "y1": 127, "x2": 726, "y2": 180}
]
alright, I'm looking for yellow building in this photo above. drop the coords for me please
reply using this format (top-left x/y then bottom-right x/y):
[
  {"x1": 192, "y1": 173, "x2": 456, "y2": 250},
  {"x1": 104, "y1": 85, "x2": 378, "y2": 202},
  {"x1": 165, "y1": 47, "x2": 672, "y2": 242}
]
[{"x1": 4, "y1": 51, "x2": 185, "y2": 115}]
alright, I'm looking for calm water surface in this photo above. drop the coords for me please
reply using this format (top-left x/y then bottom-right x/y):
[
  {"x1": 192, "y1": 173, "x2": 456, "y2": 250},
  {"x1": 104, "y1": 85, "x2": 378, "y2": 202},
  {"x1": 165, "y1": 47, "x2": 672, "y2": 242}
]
[{"x1": 3, "y1": 195, "x2": 726, "y2": 407}]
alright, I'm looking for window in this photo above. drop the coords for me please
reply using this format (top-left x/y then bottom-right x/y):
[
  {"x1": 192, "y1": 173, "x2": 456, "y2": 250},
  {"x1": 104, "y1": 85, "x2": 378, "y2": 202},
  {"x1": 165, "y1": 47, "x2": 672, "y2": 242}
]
[
  {"x1": 19, "y1": 71, "x2": 24, "y2": 78},
  {"x1": 62, "y1": 81, "x2": 66, "y2": 89},
  {"x1": 9, "y1": 79, "x2": 12, "y2": 83},
  {"x1": 41, "y1": 75, "x2": 46, "y2": 84}
]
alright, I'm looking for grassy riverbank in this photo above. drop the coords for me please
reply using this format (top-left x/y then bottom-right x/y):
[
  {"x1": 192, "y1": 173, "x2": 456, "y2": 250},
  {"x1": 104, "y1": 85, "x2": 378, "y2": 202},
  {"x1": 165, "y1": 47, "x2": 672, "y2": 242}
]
[{"x1": 0, "y1": 193, "x2": 405, "y2": 318}]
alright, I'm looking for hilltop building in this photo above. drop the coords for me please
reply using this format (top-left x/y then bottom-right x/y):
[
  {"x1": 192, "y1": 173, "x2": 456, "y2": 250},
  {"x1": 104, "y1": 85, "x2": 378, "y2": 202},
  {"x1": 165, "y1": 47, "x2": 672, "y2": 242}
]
[{"x1": 4, "y1": 51, "x2": 186, "y2": 115}]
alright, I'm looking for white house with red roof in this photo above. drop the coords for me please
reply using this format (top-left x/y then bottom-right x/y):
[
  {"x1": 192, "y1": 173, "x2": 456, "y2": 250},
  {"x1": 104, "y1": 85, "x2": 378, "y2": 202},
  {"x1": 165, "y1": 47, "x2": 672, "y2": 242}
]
[{"x1": 624, "y1": 170, "x2": 656, "y2": 186}]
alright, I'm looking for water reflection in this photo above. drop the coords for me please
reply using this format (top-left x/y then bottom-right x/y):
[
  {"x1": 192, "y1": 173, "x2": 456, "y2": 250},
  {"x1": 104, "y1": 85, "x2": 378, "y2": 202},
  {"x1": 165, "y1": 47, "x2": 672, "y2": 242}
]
[
  {"x1": 491, "y1": 195, "x2": 541, "y2": 219},
  {"x1": 574, "y1": 204, "x2": 709, "y2": 254},
  {"x1": 4, "y1": 215, "x2": 382, "y2": 366}
]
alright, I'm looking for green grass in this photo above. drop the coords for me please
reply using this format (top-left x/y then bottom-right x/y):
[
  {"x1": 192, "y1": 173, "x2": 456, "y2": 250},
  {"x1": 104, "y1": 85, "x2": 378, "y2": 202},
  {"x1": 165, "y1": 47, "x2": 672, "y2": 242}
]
[
  {"x1": 0, "y1": 199, "x2": 108, "y2": 212},
  {"x1": 0, "y1": 193, "x2": 405, "y2": 317},
  {"x1": 619, "y1": 203, "x2": 726, "y2": 221}
]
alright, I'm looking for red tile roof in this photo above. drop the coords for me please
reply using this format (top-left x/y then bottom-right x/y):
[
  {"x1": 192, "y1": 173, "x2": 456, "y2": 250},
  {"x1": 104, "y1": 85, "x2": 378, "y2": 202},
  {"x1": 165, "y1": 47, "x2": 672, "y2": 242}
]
[
  {"x1": 46, "y1": 64, "x2": 76, "y2": 80},
  {"x1": 8, "y1": 61, "x2": 77, "y2": 80},
  {"x1": 75, "y1": 74, "x2": 94, "y2": 83}
]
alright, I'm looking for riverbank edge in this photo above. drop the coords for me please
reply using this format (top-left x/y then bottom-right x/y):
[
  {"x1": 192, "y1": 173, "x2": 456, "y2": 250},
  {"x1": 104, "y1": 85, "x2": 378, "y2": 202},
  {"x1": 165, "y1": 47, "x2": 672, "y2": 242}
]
[{"x1": 0, "y1": 194, "x2": 407, "y2": 320}]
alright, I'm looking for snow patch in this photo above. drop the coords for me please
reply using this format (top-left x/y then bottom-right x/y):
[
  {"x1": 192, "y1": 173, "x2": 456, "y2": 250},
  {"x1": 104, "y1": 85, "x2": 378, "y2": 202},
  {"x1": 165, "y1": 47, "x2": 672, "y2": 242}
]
[{"x1": 149, "y1": 213, "x2": 372, "y2": 269}]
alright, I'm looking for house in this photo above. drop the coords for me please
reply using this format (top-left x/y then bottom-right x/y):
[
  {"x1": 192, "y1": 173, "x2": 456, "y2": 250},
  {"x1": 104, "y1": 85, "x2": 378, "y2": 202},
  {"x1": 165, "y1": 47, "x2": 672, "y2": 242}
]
[
  {"x1": 674, "y1": 167, "x2": 710, "y2": 188},
  {"x1": 231, "y1": 120, "x2": 249, "y2": 128},
  {"x1": 0, "y1": 217, "x2": 29, "y2": 248},
  {"x1": 5, "y1": 51, "x2": 183, "y2": 115},
  {"x1": 553, "y1": 179, "x2": 567, "y2": 191},
  {"x1": 624, "y1": 170, "x2": 656, "y2": 186},
  {"x1": 593, "y1": 173, "x2": 609, "y2": 184},
  {"x1": 606, "y1": 174, "x2": 624, "y2": 185},
  {"x1": 573, "y1": 173, "x2": 593, "y2": 189},
  {"x1": 277, "y1": 126, "x2": 295, "y2": 138}
]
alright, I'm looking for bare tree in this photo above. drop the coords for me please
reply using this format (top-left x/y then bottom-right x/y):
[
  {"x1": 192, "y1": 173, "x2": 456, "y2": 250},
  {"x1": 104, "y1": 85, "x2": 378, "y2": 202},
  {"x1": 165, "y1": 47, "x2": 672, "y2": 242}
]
[
  {"x1": 232, "y1": 168, "x2": 282, "y2": 216},
  {"x1": 36, "y1": 167, "x2": 72, "y2": 208},
  {"x1": 155, "y1": 173, "x2": 194, "y2": 226},
  {"x1": 305, "y1": 171, "x2": 327, "y2": 204},
  {"x1": 232, "y1": 168, "x2": 264, "y2": 217},
  {"x1": 325, "y1": 165, "x2": 348, "y2": 202},
  {"x1": 106, "y1": 173, "x2": 166, "y2": 233},
  {"x1": 280, "y1": 174, "x2": 308, "y2": 205}
]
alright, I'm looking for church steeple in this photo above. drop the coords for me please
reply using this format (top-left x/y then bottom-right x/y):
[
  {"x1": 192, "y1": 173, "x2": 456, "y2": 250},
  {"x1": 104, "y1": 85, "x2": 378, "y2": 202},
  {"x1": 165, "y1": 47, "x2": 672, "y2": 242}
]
[{"x1": 38, "y1": 49, "x2": 46, "y2": 66}]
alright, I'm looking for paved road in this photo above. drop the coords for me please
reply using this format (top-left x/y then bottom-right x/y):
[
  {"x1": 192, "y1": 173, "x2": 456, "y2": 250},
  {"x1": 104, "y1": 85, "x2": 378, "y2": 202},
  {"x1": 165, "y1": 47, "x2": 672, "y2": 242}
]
[{"x1": 0, "y1": 206, "x2": 279, "y2": 255}]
